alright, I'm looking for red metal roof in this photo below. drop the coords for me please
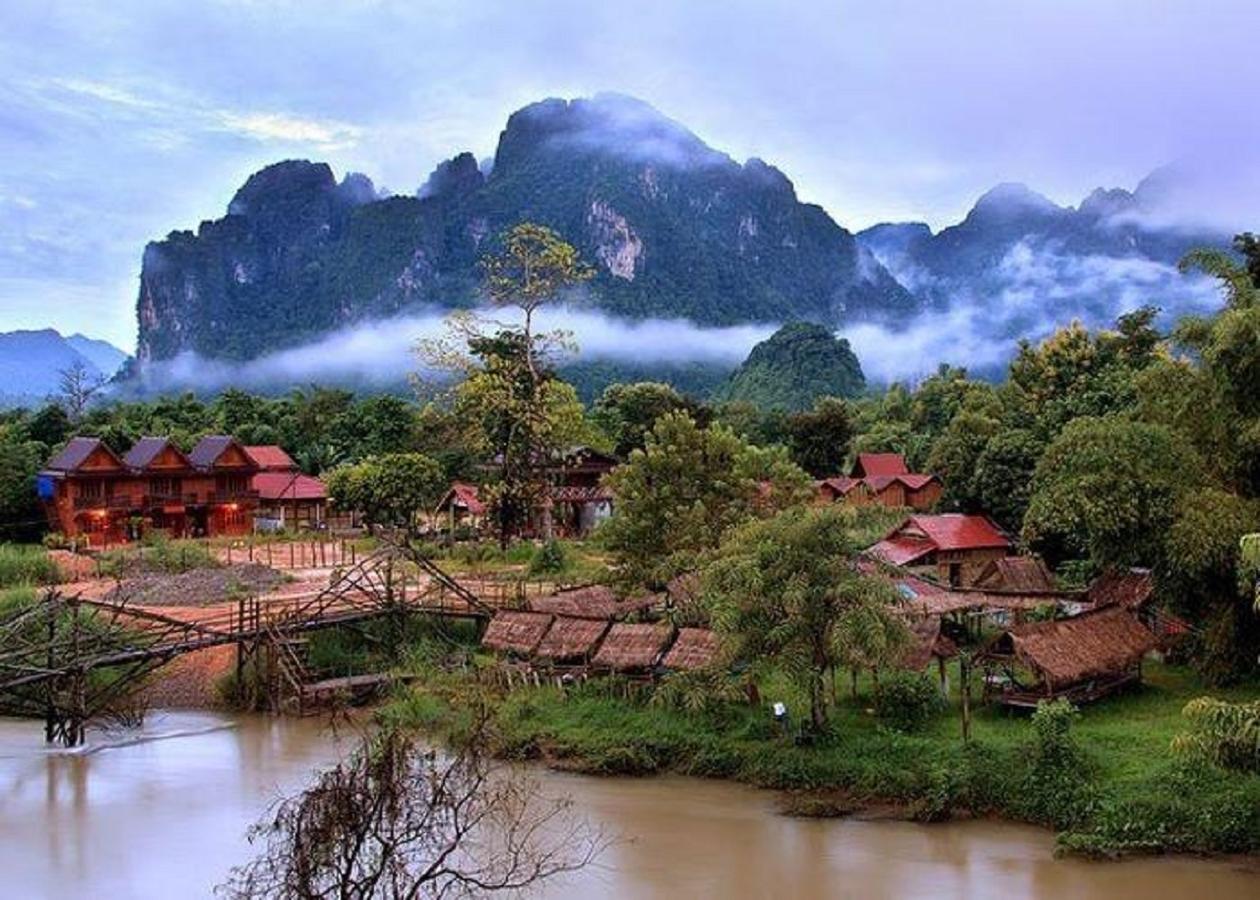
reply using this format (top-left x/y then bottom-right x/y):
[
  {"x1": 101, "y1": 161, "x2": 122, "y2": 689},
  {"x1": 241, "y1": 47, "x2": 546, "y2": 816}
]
[
  {"x1": 437, "y1": 482, "x2": 486, "y2": 516},
  {"x1": 897, "y1": 474, "x2": 939, "y2": 491},
  {"x1": 245, "y1": 445, "x2": 297, "y2": 471},
  {"x1": 853, "y1": 453, "x2": 909, "y2": 477},
  {"x1": 253, "y1": 472, "x2": 327, "y2": 501},
  {"x1": 868, "y1": 536, "x2": 937, "y2": 566},
  {"x1": 901, "y1": 514, "x2": 1010, "y2": 552}
]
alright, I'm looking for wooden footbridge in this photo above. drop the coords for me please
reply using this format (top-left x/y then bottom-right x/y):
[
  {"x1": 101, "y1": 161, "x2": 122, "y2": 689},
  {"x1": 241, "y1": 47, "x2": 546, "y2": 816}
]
[{"x1": 0, "y1": 546, "x2": 495, "y2": 746}]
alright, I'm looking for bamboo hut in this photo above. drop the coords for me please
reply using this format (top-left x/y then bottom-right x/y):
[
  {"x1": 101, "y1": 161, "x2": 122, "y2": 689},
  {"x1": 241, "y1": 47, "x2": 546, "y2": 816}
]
[
  {"x1": 591, "y1": 623, "x2": 675, "y2": 674},
  {"x1": 481, "y1": 611, "x2": 554, "y2": 657},
  {"x1": 981, "y1": 607, "x2": 1157, "y2": 707},
  {"x1": 533, "y1": 616, "x2": 610, "y2": 666},
  {"x1": 530, "y1": 585, "x2": 661, "y2": 620},
  {"x1": 661, "y1": 628, "x2": 721, "y2": 671}
]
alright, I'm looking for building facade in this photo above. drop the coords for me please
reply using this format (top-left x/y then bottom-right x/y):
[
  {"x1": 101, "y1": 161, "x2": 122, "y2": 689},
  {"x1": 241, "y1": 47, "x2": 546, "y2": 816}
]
[{"x1": 38, "y1": 435, "x2": 261, "y2": 546}]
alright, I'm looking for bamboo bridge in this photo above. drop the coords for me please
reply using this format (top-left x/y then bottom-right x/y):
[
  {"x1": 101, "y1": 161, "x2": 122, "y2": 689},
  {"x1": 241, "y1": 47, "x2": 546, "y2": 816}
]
[{"x1": 0, "y1": 548, "x2": 496, "y2": 746}]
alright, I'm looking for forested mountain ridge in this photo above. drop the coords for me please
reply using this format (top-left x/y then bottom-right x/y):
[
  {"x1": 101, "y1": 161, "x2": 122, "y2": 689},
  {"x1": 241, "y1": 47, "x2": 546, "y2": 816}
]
[{"x1": 135, "y1": 94, "x2": 918, "y2": 364}]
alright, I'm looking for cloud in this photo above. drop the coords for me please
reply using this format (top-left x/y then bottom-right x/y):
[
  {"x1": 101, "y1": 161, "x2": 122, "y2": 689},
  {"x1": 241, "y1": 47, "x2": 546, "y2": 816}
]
[
  {"x1": 216, "y1": 111, "x2": 362, "y2": 149},
  {"x1": 128, "y1": 307, "x2": 777, "y2": 394}
]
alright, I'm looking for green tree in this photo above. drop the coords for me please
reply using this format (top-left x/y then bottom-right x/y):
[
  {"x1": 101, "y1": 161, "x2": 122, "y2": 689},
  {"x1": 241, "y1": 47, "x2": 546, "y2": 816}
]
[
  {"x1": 591, "y1": 381, "x2": 693, "y2": 457},
  {"x1": 0, "y1": 423, "x2": 46, "y2": 542},
  {"x1": 973, "y1": 428, "x2": 1045, "y2": 531},
  {"x1": 703, "y1": 505, "x2": 906, "y2": 731},
  {"x1": 602, "y1": 411, "x2": 812, "y2": 587},
  {"x1": 326, "y1": 453, "x2": 445, "y2": 533},
  {"x1": 785, "y1": 396, "x2": 854, "y2": 477},
  {"x1": 1023, "y1": 416, "x2": 1203, "y2": 566}
]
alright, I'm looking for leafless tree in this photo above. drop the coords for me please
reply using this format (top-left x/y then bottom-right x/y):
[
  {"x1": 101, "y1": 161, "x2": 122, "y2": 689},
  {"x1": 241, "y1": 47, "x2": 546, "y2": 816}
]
[
  {"x1": 57, "y1": 360, "x2": 105, "y2": 421},
  {"x1": 218, "y1": 723, "x2": 605, "y2": 899}
]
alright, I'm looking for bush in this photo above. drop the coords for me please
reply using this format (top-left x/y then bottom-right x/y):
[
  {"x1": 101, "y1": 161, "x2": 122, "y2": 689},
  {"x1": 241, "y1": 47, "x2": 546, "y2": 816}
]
[
  {"x1": 528, "y1": 540, "x2": 568, "y2": 575},
  {"x1": 0, "y1": 544, "x2": 60, "y2": 587},
  {"x1": 1016, "y1": 699, "x2": 1097, "y2": 829},
  {"x1": 875, "y1": 671, "x2": 942, "y2": 732},
  {"x1": 1171, "y1": 696, "x2": 1260, "y2": 773}
]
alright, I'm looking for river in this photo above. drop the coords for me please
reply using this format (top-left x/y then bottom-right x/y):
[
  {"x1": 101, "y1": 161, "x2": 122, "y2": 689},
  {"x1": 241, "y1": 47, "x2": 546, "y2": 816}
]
[{"x1": 1, "y1": 712, "x2": 1257, "y2": 899}]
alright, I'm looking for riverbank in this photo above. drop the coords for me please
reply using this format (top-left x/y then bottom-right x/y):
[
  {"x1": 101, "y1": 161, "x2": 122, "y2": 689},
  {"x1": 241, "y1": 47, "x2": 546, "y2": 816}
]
[
  {"x1": 3, "y1": 711, "x2": 1259, "y2": 900},
  {"x1": 379, "y1": 654, "x2": 1260, "y2": 859}
]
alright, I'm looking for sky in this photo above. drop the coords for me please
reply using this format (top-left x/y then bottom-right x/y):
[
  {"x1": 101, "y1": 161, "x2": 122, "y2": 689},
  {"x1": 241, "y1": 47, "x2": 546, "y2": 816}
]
[{"x1": 1, "y1": 0, "x2": 1258, "y2": 352}]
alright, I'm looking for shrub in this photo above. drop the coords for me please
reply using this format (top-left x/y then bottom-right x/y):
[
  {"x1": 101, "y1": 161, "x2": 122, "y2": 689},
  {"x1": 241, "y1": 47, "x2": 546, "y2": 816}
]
[
  {"x1": 875, "y1": 671, "x2": 942, "y2": 732},
  {"x1": 0, "y1": 544, "x2": 59, "y2": 587},
  {"x1": 1171, "y1": 697, "x2": 1260, "y2": 773},
  {"x1": 528, "y1": 539, "x2": 568, "y2": 575},
  {"x1": 1016, "y1": 699, "x2": 1097, "y2": 829}
]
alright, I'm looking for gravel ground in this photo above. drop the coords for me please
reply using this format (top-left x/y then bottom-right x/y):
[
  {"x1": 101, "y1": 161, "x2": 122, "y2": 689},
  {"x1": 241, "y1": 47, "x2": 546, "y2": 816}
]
[{"x1": 104, "y1": 563, "x2": 286, "y2": 607}]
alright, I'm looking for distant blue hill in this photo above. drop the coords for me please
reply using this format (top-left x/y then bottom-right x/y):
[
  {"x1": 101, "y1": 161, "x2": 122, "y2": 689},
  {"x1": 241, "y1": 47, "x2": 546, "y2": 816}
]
[{"x1": 0, "y1": 329, "x2": 129, "y2": 408}]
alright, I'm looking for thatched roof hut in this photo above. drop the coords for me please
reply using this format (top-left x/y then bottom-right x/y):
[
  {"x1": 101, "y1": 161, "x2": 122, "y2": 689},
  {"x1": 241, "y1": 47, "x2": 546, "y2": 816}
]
[
  {"x1": 1087, "y1": 567, "x2": 1155, "y2": 610},
  {"x1": 481, "y1": 611, "x2": 553, "y2": 656},
  {"x1": 530, "y1": 585, "x2": 660, "y2": 620},
  {"x1": 591, "y1": 623, "x2": 675, "y2": 673},
  {"x1": 661, "y1": 628, "x2": 721, "y2": 671},
  {"x1": 973, "y1": 557, "x2": 1057, "y2": 593},
  {"x1": 982, "y1": 606, "x2": 1157, "y2": 706},
  {"x1": 533, "y1": 616, "x2": 609, "y2": 664}
]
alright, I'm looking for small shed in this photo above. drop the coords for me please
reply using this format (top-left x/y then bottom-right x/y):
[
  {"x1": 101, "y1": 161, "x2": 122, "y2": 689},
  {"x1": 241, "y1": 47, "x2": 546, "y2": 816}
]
[
  {"x1": 897, "y1": 617, "x2": 958, "y2": 672},
  {"x1": 481, "y1": 611, "x2": 554, "y2": 656},
  {"x1": 533, "y1": 616, "x2": 610, "y2": 665},
  {"x1": 661, "y1": 628, "x2": 721, "y2": 671},
  {"x1": 981, "y1": 607, "x2": 1157, "y2": 707},
  {"x1": 973, "y1": 557, "x2": 1056, "y2": 593},
  {"x1": 591, "y1": 623, "x2": 675, "y2": 673},
  {"x1": 1087, "y1": 567, "x2": 1155, "y2": 610}
]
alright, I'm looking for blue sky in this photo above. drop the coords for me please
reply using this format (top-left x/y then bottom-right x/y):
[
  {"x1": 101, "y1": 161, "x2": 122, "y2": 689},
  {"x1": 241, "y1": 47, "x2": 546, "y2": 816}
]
[{"x1": 2, "y1": 1, "x2": 1257, "y2": 351}]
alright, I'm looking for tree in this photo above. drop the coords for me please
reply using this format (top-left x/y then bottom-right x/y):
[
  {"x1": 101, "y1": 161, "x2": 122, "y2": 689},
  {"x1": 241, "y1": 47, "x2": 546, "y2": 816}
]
[
  {"x1": 602, "y1": 411, "x2": 813, "y2": 588},
  {"x1": 326, "y1": 453, "x2": 445, "y2": 534},
  {"x1": 56, "y1": 360, "x2": 105, "y2": 422},
  {"x1": 0, "y1": 423, "x2": 46, "y2": 542},
  {"x1": 703, "y1": 505, "x2": 907, "y2": 731},
  {"x1": 591, "y1": 381, "x2": 693, "y2": 457},
  {"x1": 1023, "y1": 416, "x2": 1203, "y2": 566},
  {"x1": 973, "y1": 428, "x2": 1045, "y2": 531},
  {"x1": 785, "y1": 396, "x2": 853, "y2": 477},
  {"x1": 925, "y1": 390, "x2": 1002, "y2": 510},
  {"x1": 220, "y1": 724, "x2": 602, "y2": 899}
]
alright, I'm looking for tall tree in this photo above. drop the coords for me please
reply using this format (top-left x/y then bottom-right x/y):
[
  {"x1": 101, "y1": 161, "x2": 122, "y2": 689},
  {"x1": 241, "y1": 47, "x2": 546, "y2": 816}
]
[
  {"x1": 56, "y1": 360, "x2": 105, "y2": 422},
  {"x1": 704, "y1": 505, "x2": 906, "y2": 731},
  {"x1": 785, "y1": 396, "x2": 854, "y2": 477}
]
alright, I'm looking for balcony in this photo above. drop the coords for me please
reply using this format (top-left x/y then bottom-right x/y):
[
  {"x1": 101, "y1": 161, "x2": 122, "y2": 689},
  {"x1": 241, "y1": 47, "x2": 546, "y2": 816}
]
[
  {"x1": 73, "y1": 494, "x2": 136, "y2": 511},
  {"x1": 210, "y1": 489, "x2": 259, "y2": 504},
  {"x1": 144, "y1": 493, "x2": 200, "y2": 508}
]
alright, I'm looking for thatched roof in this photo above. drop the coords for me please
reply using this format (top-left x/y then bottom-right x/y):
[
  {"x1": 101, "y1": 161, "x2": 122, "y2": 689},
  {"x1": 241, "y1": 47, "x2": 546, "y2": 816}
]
[
  {"x1": 665, "y1": 572, "x2": 701, "y2": 606},
  {"x1": 1088, "y1": 567, "x2": 1155, "y2": 610},
  {"x1": 530, "y1": 585, "x2": 660, "y2": 620},
  {"x1": 987, "y1": 607, "x2": 1157, "y2": 689},
  {"x1": 896, "y1": 617, "x2": 958, "y2": 671},
  {"x1": 591, "y1": 623, "x2": 675, "y2": 672},
  {"x1": 661, "y1": 628, "x2": 721, "y2": 671},
  {"x1": 973, "y1": 557, "x2": 1057, "y2": 593},
  {"x1": 533, "y1": 616, "x2": 609, "y2": 662},
  {"x1": 481, "y1": 611, "x2": 553, "y2": 655}
]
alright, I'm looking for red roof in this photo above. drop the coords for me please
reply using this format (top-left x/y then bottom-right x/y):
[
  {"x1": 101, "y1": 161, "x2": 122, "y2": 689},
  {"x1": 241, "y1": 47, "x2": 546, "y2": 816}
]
[
  {"x1": 253, "y1": 472, "x2": 327, "y2": 501},
  {"x1": 437, "y1": 482, "x2": 486, "y2": 516},
  {"x1": 245, "y1": 445, "x2": 297, "y2": 471},
  {"x1": 853, "y1": 453, "x2": 909, "y2": 477},
  {"x1": 868, "y1": 536, "x2": 937, "y2": 566},
  {"x1": 897, "y1": 474, "x2": 939, "y2": 491},
  {"x1": 900, "y1": 514, "x2": 1010, "y2": 552}
]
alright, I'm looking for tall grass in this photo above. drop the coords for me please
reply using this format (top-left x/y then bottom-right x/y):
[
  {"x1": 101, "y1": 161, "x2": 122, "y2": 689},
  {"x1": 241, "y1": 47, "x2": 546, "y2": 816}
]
[{"x1": 0, "y1": 544, "x2": 59, "y2": 588}]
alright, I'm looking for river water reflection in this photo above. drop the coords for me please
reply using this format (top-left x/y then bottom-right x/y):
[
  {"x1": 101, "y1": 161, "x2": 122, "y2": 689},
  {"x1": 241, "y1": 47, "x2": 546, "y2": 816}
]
[{"x1": 1, "y1": 712, "x2": 1257, "y2": 899}]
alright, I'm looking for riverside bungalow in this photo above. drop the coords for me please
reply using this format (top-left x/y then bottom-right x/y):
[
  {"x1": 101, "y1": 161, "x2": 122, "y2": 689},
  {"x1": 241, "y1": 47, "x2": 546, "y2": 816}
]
[
  {"x1": 530, "y1": 585, "x2": 661, "y2": 620},
  {"x1": 481, "y1": 611, "x2": 555, "y2": 657},
  {"x1": 661, "y1": 627, "x2": 721, "y2": 671},
  {"x1": 980, "y1": 606, "x2": 1157, "y2": 707},
  {"x1": 38, "y1": 435, "x2": 260, "y2": 546},
  {"x1": 867, "y1": 514, "x2": 1012, "y2": 587},
  {"x1": 591, "y1": 623, "x2": 676, "y2": 674},
  {"x1": 533, "y1": 616, "x2": 610, "y2": 667}
]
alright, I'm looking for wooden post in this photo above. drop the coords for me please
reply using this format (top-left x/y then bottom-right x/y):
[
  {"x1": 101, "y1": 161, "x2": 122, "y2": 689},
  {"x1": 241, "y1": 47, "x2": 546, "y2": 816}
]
[
  {"x1": 44, "y1": 594, "x2": 57, "y2": 744},
  {"x1": 960, "y1": 654, "x2": 972, "y2": 743},
  {"x1": 289, "y1": 542, "x2": 295, "y2": 568}
]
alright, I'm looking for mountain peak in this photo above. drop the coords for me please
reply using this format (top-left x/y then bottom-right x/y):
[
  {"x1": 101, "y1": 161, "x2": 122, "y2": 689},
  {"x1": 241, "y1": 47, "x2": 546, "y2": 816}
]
[
  {"x1": 970, "y1": 182, "x2": 1061, "y2": 218},
  {"x1": 494, "y1": 93, "x2": 731, "y2": 172},
  {"x1": 228, "y1": 160, "x2": 336, "y2": 217},
  {"x1": 417, "y1": 152, "x2": 485, "y2": 199}
]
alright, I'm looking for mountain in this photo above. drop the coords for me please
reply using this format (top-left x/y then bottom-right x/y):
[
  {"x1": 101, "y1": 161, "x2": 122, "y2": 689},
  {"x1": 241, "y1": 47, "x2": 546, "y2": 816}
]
[
  {"x1": 134, "y1": 94, "x2": 919, "y2": 365},
  {"x1": 856, "y1": 174, "x2": 1230, "y2": 342},
  {"x1": 715, "y1": 322, "x2": 865, "y2": 411},
  {"x1": 0, "y1": 329, "x2": 128, "y2": 407}
]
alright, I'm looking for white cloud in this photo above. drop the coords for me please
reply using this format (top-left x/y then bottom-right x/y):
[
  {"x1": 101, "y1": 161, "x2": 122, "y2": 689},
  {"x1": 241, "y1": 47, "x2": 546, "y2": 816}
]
[{"x1": 216, "y1": 111, "x2": 362, "y2": 149}]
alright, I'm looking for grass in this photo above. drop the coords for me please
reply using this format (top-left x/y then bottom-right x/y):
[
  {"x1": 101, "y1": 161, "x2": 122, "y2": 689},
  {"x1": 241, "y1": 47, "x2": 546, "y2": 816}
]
[
  {"x1": 382, "y1": 650, "x2": 1260, "y2": 858},
  {"x1": 0, "y1": 544, "x2": 59, "y2": 588},
  {"x1": 97, "y1": 536, "x2": 220, "y2": 577}
]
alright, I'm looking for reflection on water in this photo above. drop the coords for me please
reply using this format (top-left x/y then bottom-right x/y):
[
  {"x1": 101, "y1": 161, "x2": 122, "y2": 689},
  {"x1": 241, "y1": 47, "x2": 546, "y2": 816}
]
[{"x1": 1, "y1": 713, "x2": 1257, "y2": 899}]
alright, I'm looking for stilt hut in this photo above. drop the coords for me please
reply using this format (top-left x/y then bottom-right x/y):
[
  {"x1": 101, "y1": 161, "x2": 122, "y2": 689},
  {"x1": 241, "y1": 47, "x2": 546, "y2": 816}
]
[
  {"x1": 980, "y1": 607, "x2": 1157, "y2": 708},
  {"x1": 481, "y1": 611, "x2": 554, "y2": 658},
  {"x1": 591, "y1": 623, "x2": 675, "y2": 675},
  {"x1": 896, "y1": 617, "x2": 958, "y2": 694},
  {"x1": 661, "y1": 628, "x2": 721, "y2": 671},
  {"x1": 530, "y1": 585, "x2": 661, "y2": 620},
  {"x1": 533, "y1": 616, "x2": 610, "y2": 668}
]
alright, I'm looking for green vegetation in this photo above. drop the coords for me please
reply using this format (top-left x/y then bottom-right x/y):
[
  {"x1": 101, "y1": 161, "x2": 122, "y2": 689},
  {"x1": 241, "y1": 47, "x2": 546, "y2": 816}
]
[
  {"x1": 0, "y1": 544, "x2": 59, "y2": 587},
  {"x1": 715, "y1": 322, "x2": 865, "y2": 411}
]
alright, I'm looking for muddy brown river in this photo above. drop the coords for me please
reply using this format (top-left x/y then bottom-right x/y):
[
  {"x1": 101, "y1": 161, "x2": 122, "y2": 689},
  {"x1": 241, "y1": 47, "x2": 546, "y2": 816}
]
[{"x1": 1, "y1": 712, "x2": 1257, "y2": 898}]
